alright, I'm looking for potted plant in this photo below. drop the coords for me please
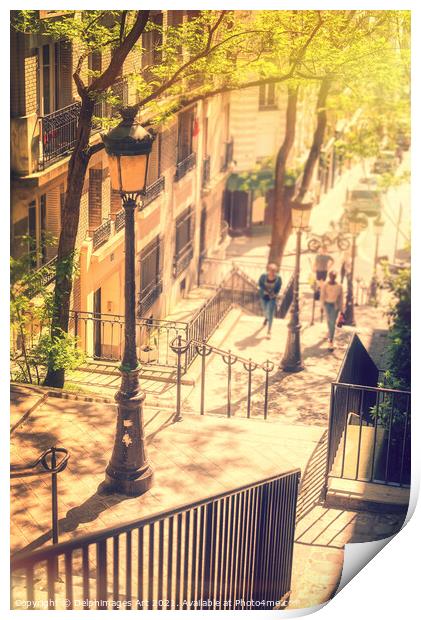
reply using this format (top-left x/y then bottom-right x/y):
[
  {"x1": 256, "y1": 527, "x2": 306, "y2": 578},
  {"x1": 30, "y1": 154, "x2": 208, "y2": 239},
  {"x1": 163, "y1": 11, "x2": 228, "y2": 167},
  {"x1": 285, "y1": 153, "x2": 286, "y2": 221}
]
[{"x1": 139, "y1": 327, "x2": 159, "y2": 364}]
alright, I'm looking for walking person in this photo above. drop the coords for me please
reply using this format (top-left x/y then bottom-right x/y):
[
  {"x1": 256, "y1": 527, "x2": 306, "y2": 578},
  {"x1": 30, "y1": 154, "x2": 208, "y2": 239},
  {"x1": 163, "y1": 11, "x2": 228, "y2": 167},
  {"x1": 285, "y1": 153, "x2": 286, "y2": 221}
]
[
  {"x1": 320, "y1": 270, "x2": 343, "y2": 351},
  {"x1": 258, "y1": 263, "x2": 282, "y2": 338},
  {"x1": 313, "y1": 245, "x2": 334, "y2": 286}
]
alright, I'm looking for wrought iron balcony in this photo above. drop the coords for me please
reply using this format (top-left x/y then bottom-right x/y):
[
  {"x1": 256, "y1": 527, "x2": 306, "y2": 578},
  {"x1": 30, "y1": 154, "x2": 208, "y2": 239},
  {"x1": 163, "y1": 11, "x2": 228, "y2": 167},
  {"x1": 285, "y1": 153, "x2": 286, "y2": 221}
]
[
  {"x1": 173, "y1": 241, "x2": 194, "y2": 278},
  {"x1": 141, "y1": 176, "x2": 165, "y2": 208},
  {"x1": 221, "y1": 139, "x2": 234, "y2": 172},
  {"x1": 175, "y1": 152, "x2": 196, "y2": 181},
  {"x1": 202, "y1": 155, "x2": 211, "y2": 188},
  {"x1": 138, "y1": 277, "x2": 163, "y2": 317},
  {"x1": 92, "y1": 219, "x2": 111, "y2": 250},
  {"x1": 114, "y1": 208, "x2": 125, "y2": 232},
  {"x1": 39, "y1": 102, "x2": 81, "y2": 169}
]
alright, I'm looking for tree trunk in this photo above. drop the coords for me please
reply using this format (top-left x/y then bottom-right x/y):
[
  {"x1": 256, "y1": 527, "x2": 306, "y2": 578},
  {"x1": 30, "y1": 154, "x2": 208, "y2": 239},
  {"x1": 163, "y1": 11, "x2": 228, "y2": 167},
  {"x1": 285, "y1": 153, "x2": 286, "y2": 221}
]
[
  {"x1": 268, "y1": 86, "x2": 298, "y2": 265},
  {"x1": 297, "y1": 75, "x2": 332, "y2": 201},
  {"x1": 269, "y1": 76, "x2": 332, "y2": 266},
  {"x1": 43, "y1": 11, "x2": 150, "y2": 388},
  {"x1": 44, "y1": 96, "x2": 95, "y2": 387}
]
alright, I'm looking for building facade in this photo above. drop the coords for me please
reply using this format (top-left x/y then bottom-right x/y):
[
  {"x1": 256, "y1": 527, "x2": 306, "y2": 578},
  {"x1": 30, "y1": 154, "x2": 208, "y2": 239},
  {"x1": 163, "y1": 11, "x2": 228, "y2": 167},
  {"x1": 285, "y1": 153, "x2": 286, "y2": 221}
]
[{"x1": 11, "y1": 11, "x2": 233, "y2": 358}]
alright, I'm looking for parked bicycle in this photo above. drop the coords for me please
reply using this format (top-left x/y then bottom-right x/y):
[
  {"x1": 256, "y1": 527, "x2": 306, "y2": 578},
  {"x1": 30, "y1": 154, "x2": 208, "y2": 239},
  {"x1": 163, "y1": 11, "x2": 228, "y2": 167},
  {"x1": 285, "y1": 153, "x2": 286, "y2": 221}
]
[
  {"x1": 307, "y1": 227, "x2": 351, "y2": 252},
  {"x1": 307, "y1": 232, "x2": 351, "y2": 252}
]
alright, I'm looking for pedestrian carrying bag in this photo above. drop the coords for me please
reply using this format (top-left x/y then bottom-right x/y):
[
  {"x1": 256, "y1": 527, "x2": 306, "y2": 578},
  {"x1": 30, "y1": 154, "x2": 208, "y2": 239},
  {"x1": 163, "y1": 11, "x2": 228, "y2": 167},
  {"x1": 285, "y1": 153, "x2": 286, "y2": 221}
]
[{"x1": 337, "y1": 312, "x2": 345, "y2": 328}]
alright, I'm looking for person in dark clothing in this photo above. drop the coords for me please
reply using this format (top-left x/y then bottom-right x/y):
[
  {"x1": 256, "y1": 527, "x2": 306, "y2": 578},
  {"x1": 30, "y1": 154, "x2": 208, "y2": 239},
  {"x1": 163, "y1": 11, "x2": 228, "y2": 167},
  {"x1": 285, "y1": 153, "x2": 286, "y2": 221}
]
[
  {"x1": 313, "y1": 246, "x2": 334, "y2": 284},
  {"x1": 258, "y1": 263, "x2": 282, "y2": 337}
]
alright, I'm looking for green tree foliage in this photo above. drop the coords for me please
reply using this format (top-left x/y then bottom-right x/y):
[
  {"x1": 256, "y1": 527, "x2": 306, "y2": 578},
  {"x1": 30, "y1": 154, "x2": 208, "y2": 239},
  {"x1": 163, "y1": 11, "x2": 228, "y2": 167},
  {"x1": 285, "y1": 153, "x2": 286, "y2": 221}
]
[
  {"x1": 10, "y1": 241, "x2": 85, "y2": 385},
  {"x1": 384, "y1": 265, "x2": 411, "y2": 389}
]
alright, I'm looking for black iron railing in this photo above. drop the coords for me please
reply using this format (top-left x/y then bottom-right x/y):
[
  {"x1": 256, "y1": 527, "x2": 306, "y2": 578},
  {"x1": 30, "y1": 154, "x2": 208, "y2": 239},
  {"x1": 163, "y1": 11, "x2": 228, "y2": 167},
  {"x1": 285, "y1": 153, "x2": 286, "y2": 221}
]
[
  {"x1": 172, "y1": 337, "x2": 275, "y2": 421},
  {"x1": 173, "y1": 242, "x2": 194, "y2": 278},
  {"x1": 138, "y1": 278, "x2": 163, "y2": 317},
  {"x1": 30, "y1": 255, "x2": 58, "y2": 291},
  {"x1": 114, "y1": 208, "x2": 125, "y2": 232},
  {"x1": 142, "y1": 176, "x2": 165, "y2": 208},
  {"x1": 11, "y1": 447, "x2": 69, "y2": 549},
  {"x1": 92, "y1": 220, "x2": 112, "y2": 250},
  {"x1": 184, "y1": 285, "x2": 233, "y2": 369},
  {"x1": 175, "y1": 152, "x2": 196, "y2": 181},
  {"x1": 202, "y1": 155, "x2": 211, "y2": 188},
  {"x1": 326, "y1": 382, "x2": 410, "y2": 487},
  {"x1": 69, "y1": 310, "x2": 188, "y2": 368},
  {"x1": 39, "y1": 102, "x2": 81, "y2": 169},
  {"x1": 10, "y1": 469, "x2": 299, "y2": 611},
  {"x1": 65, "y1": 267, "x2": 293, "y2": 373}
]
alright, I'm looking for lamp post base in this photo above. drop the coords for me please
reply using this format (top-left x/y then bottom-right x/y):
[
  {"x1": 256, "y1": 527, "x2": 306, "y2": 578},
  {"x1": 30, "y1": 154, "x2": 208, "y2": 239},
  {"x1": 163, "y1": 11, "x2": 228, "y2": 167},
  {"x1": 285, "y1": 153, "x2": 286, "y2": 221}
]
[
  {"x1": 343, "y1": 301, "x2": 356, "y2": 326},
  {"x1": 102, "y1": 369, "x2": 153, "y2": 497},
  {"x1": 103, "y1": 463, "x2": 153, "y2": 497},
  {"x1": 280, "y1": 330, "x2": 304, "y2": 373}
]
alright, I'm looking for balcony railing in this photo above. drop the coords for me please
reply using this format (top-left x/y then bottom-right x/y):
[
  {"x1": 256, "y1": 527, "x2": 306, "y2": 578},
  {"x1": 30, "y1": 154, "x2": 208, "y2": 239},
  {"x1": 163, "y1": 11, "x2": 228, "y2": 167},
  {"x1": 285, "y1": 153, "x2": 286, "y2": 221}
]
[
  {"x1": 39, "y1": 102, "x2": 81, "y2": 169},
  {"x1": 114, "y1": 208, "x2": 125, "y2": 233},
  {"x1": 92, "y1": 219, "x2": 111, "y2": 250},
  {"x1": 175, "y1": 152, "x2": 196, "y2": 181},
  {"x1": 173, "y1": 241, "x2": 194, "y2": 277},
  {"x1": 141, "y1": 176, "x2": 165, "y2": 208},
  {"x1": 202, "y1": 155, "x2": 211, "y2": 188},
  {"x1": 221, "y1": 139, "x2": 234, "y2": 172},
  {"x1": 138, "y1": 277, "x2": 163, "y2": 316}
]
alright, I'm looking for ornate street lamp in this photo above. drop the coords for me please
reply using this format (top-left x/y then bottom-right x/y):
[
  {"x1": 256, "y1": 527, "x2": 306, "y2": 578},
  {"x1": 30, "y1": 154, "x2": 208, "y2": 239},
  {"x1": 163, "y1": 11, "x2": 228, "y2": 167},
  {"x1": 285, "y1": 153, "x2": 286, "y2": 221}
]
[
  {"x1": 100, "y1": 107, "x2": 154, "y2": 496},
  {"x1": 281, "y1": 197, "x2": 313, "y2": 372},
  {"x1": 343, "y1": 210, "x2": 367, "y2": 326},
  {"x1": 369, "y1": 217, "x2": 385, "y2": 306}
]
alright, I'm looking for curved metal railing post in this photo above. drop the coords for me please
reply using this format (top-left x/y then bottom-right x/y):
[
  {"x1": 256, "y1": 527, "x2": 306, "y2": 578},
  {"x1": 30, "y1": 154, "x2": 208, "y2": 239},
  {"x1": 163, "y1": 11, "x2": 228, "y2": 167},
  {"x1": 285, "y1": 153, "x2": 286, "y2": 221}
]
[
  {"x1": 222, "y1": 350, "x2": 238, "y2": 418},
  {"x1": 195, "y1": 339, "x2": 213, "y2": 416},
  {"x1": 262, "y1": 361, "x2": 275, "y2": 420},
  {"x1": 10, "y1": 447, "x2": 69, "y2": 563},
  {"x1": 170, "y1": 336, "x2": 190, "y2": 422},
  {"x1": 243, "y1": 358, "x2": 258, "y2": 419}
]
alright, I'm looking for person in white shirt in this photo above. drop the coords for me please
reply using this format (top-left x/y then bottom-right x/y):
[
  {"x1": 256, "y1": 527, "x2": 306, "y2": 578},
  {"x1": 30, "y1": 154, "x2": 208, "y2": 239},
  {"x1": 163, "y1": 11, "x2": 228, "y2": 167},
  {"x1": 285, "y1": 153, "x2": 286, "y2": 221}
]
[{"x1": 320, "y1": 270, "x2": 343, "y2": 351}]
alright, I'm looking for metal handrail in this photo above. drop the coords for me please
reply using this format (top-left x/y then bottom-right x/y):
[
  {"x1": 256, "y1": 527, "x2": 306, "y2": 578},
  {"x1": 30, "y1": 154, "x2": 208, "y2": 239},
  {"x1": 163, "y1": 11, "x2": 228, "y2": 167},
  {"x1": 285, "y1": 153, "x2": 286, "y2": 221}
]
[
  {"x1": 170, "y1": 334, "x2": 275, "y2": 420},
  {"x1": 11, "y1": 467, "x2": 299, "y2": 565},
  {"x1": 332, "y1": 381, "x2": 411, "y2": 396},
  {"x1": 11, "y1": 447, "x2": 69, "y2": 550},
  {"x1": 10, "y1": 447, "x2": 69, "y2": 478}
]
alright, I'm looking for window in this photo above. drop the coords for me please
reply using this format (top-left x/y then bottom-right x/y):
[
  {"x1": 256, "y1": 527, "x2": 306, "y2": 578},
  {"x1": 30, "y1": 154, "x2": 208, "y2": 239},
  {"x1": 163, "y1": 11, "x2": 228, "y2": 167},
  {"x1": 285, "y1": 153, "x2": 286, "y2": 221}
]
[
  {"x1": 177, "y1": 108, "x2": 194, "y2": 163},
  {"x1": 40, "y1": 194, "x2": 47, "y2": 265},
  {"x1": 175, "y1": 207, "x2": 193, "y2": 255},
  {"x1": 174, "y1": 207, "x2": 194, "y2": 276},
  {"x1": 139, "y1": 236, "x2": 163, "y2": 315},
  {"x1": 146, "y1": 133, "x2": 162, "y2": 187},
  {"x1": 28, "y1": 201, "x2": 37, "y2": 268},
  {"x1": 88, "y1": 167, "x2": 103, "y2": 231},
  {"x1": 142, "y1": 12, "x2": 163, "y2": 73},
  {"x1": 200, "y1": 207, "x2": 207, "y2": 256},
  {"x1": 258, "y1": 83, "x2": 277, "y2": 110},
  {"x1": 38, "y1": 43, "x2": 61, "y2": 115}
]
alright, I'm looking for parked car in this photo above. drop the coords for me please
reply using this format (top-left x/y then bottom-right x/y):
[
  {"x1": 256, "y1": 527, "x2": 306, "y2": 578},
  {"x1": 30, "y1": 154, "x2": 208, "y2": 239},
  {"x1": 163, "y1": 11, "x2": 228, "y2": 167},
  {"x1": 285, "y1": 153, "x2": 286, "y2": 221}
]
[
  {"x1": 372, "y1": 150, "x2": 398, "y2": 174},
  {"x1": 358, "y1": 176, "x2": 378, "y2": 187},
  {"x1": 344, "y1": 184, "x2": 382, "y2": 217}
]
